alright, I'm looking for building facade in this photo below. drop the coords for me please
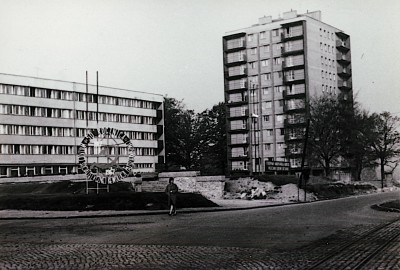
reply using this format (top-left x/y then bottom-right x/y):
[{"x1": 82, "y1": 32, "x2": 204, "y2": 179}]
[
  {"x1": 223, "y1": 10, "x2": 352, "y2": 175},
  {"x1": 0, "y1": 73, "x2": 164, "y2": 178}
]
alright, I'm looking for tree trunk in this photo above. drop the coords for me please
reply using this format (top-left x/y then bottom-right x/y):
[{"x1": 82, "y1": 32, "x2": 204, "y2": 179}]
[
  {"x1": 380, "y1": 158, "x2": 385, "y2": 189},
  {"x1": 324, "y1": 158, "x2": 330, "y2": 178}
]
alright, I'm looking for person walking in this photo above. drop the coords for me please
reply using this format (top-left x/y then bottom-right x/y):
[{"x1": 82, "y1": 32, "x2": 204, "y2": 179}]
[{"x1": 165, "y1": 177, "x2": 179, "y2": 216}]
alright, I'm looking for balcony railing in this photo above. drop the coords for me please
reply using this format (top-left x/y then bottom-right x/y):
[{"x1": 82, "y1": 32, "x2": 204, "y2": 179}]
[
  {"x1": 282, "y1": 57, "x2": 304, "y2": 69},
  {"x1": 228, "y1": 67, "x2": 247, "y2": 77},
  {"x1": 284, "y1": 133, "x2": 304, "y2": 141},
  {"x1": 336, "y1": 52, "x2": 351, "y2": 65},
  {"x1": 230, "y1": 138, "x2": 249, "y2": 145},
  {"x1": 281, "y1": 29, "x2": 303, "y2": 40},
  {"x1": 337, "y1": 65, "x2": 352, "y2": 77},
  {"x1": 228, "y1": 109, "x2": 249, "y2": 119},
  {"x1": 227, "y1": 81, "x2": 247, "y2": 91},
  {"x1": 338, "y1": 79, "x2": 352, "y2": 90},
  {"x1": 225, "y1": 37, "x2": 246, "y2": 52},
  {"x1": 226, "y1": 54, "x2": 247, "y2": 65},
  {"x1": 336, "y1": 39, "x2": 350, "y2": 52},
  {"x1": 283, "y1": 72, "x2": 305, "y2": 83},
  {"x1": 281, "y1": 43, "x2": 303, "y2": 55},
  {"x1": 284, "y1": 117, "x2": 306, "y2": 126}
]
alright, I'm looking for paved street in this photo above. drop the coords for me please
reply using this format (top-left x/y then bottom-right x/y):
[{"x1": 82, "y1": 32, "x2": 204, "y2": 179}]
[{"x1": 0, "y1": 191, "x2": 399, "y2": 269}]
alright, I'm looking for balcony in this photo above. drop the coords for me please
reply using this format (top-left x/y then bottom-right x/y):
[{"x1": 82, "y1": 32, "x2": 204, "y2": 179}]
[
  {"x1": 281, "y1": 43, "x2": 304, "y2": 56},
  {"x1": 284, "y1": 102, "x2": 306, "y2": 113},
  {"x1": 282, "y1": 58, "x2": 304, "y2": 70},
  {"x1": 338, "y1": 79, "x2": 352, "y2": 90},
  {"x1": 228, "y1": 109, "x2": 249, "y2": 119},
  {"x1": 337, "y1": 65, "x2": 352, "y2": 78},
  {"x1": 225, "y1": 53, "x2": 247, "y2": 67},
  {"x1": 229, "y1": 154, "x2": 249, "y2": 161},
  {"x1": 228, "y1": 123, "x2": 249, "y2": 133},
  {"x1": 283, "y1": 72, "x2": 305, "y2": 84},
  {"x1": 285, "y1": 148, "x2": 303, "y2": 157},
  {"x1": 226, "y1": 98, "x2": 248, "y2": 107},
  {"x1": 229, "y1": 138, "x2": 249, "y2": 146},
  {"x1": 336, "y1": 52, "x2": 351, "y2": 65},
  {"x1": 284, "y1": 117, "x2": 306, "y2": 127},
  {"x1": 281, "y1": 29, "x2": 303, "y2": 41},
  {"x1": 226, "y1": 80, "x2": 247, "y2": 92},
  {"x1": 336, "y1": 39, "x2": 350, "y2": 52},
  {"x1": 226, "y1": 66, "x2": 247, "y2": 79},
  {"x1": 284, "y1": 133, "x2": 304, "y2": 142},
  {"x1": 283, "y1": 89, "x2": 306, "y2": 99},
  {"x1": 223, "y1": 33, "x2": 246, "y2": 52}
]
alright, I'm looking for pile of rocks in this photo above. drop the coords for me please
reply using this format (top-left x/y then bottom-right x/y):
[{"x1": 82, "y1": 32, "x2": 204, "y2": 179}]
[{"x1": 224, "y1": 178, "x2": 317, "y2": 202}]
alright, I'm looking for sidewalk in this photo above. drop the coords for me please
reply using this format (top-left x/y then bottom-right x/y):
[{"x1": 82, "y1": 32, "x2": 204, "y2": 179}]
[{"x1": 0, "y1": 199, "x2": 295, "y2": 220}]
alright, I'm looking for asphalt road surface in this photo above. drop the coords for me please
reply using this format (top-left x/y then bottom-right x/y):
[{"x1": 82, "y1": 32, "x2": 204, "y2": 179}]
[
  {"x1": 0, "y1": 191, "x2": 399, "y2": 249},
  {"x1": 0, "y1": 191, "x2": 399, "y2": 269}
]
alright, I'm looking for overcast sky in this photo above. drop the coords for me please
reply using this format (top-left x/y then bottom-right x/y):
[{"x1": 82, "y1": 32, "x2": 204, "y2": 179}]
[{"x1": 0, "y1": 0, "x2": 399, "y2": 114}]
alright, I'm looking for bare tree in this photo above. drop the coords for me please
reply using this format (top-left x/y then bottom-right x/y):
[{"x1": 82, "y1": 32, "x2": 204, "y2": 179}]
[
  {"x1": 369, "y1": 112, "x2": 400, "y2": 188},
  {"x1": 308, "y1": 95, "x2": 342, "y2": 177}
]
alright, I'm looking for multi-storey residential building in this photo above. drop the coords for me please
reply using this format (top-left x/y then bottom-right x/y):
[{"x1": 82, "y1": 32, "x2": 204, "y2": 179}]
[
  {"x1": 0, "y1": 73, "x2": 164, "y2": 178},
  {"x1": 223, "y1": 10, "x2": 352, "y2": 175}
]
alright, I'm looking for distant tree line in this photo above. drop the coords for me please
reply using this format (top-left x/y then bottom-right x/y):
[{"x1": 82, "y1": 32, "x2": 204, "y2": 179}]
[
  {"x1": 163, "y1": 97, "x2": 226, "y2": 175},
  {"x1": 308, "y1": 95, "x2": 400, "y2": 187},
  {"x1": 163, "y1": 95, "x2": 400, "y2": 186}
]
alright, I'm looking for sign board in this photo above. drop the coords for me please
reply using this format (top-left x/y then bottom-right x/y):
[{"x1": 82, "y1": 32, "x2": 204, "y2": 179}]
[{"x1": 265, "y1": 161, "x2": 290, "y2": 172}]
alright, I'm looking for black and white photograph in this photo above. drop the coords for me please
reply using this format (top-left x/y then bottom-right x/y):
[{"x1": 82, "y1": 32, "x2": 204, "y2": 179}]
[{"x1": 0, "y1": 0, "x2": 399, "y2": 269}]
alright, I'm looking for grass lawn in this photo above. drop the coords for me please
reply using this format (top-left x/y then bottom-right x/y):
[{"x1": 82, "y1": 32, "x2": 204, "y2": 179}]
[{"x1": 0, "y1": 181, "x2": 218, "y2": 211}]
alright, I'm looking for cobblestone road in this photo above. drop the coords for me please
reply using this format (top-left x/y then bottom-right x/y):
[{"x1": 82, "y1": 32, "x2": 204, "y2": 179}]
[{"x1": 1, "y1": 219, "x2": 399, "y2": 270}]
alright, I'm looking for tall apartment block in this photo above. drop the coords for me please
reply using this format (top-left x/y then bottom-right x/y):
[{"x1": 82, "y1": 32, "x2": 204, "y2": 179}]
[
  {"x1": 0, "y1": 73, "x2": 164, "y2": 178},
  {"x1": 223, "y1": 10, "x2": 352, "y2": 175}
]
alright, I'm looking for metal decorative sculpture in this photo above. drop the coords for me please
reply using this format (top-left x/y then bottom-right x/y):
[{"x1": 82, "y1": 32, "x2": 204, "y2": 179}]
[{"x1": 78, "y1": 127, "x2": 135, "y2": 185}]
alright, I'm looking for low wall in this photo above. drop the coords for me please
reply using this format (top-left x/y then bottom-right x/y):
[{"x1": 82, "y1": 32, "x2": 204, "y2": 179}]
[
  {"x1": 0, "y1": 171, "x2": 227, "y2": 199},
  {"x1": 173, "y1": 175, "x2": 226, "y2": 199},
  {"x1": 0, "y1": 174, "x2": 86, "y2": 184}
]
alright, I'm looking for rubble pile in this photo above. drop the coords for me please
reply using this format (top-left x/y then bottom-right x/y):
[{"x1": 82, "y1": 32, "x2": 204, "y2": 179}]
[{"x1": 224, "y1": 178, "x2": 317, "y2": 202}]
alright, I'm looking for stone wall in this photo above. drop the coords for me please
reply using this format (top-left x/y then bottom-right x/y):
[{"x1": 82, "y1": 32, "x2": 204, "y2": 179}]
[{"x1": 143, "y1": 172, "x2": 226, "y2": 199}]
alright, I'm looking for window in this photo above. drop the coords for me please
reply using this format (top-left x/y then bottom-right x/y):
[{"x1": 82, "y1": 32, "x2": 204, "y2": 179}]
[
  {"x1": 251, "y1": 48, "x2": 257, "y2": 55},
  {"x1": 263, "y1": 115, "x2": 270, "y2": 122},
  {"x1": 274, "y1": 86, "x2": 284, "y2": 93},
  {"x1": 266, "y1": 129, "x2": 273, "y2": 136},
  {"x1": 280, "y1": 129, "x2": 285, "y2": 136},
  {"x1": 249, "y1": 62, "x2": 257, "y2": 69},
  {"x1": 263, "y1": 45, "x2": 270, "y2": 53},
  {"x1": 272, "y1": 29, "x2": 279, "y2": 37},
  {"x1": 262, "y1": 73, "x2": 271, "y2": 81},
  {"x1": 273, "y1": 57, "x2": 281, "y2": 65},
  {"x1": 277, "y1": 142, "x2": 285, "y2": 149},
  {"x1": 248, "y1": 34, "x2": 254, "y2": 42},
  {"x1": 264, "y1": 101, "x2": 272, "y2": 109},
  {"x1": 262, "y1": 88, "x2": 270, "y2": 95},
  {"x1": 260, "y1": 31, "x2": 266, "y2": 39},
  {"x1": 265, "y1": 144, "x2": 272, "y2": 151},
  {"x1": 261, "y1": 59, "x2": 269, "y2": 67}
]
